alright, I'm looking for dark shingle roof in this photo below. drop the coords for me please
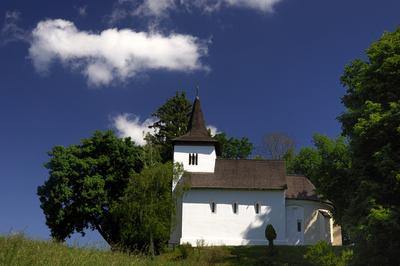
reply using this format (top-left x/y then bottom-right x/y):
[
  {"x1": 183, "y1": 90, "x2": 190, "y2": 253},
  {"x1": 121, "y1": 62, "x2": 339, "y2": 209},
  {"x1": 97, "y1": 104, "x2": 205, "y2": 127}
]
[
  {"x1": 285, "y1": 175, "x2": 321, "y2": 201},
  {"x1": 187, "y1": 159, "x2": 287, "y2": 190},
  {"x1": 173, "y1": 96, "x2": 217, "y2": 144}
]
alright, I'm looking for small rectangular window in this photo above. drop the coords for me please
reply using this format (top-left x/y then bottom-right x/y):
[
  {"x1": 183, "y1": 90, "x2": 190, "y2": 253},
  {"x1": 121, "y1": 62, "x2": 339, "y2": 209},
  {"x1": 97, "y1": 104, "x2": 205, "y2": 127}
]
[
  {"x1": 233, "y1": 202, "x2": 238, "y2": 214},
  {"x1": 297, "y1": 220, "x2": 302, "y2": 232},
  {"x1": 255, "y1": 203, "x2": 260, "y2": 214},
  {"x1": 211, "y1": 202, "x2": 216, "y2": 213},
  {"x1": 189, "y1": 153, "x2": 198, "y2": 165}
]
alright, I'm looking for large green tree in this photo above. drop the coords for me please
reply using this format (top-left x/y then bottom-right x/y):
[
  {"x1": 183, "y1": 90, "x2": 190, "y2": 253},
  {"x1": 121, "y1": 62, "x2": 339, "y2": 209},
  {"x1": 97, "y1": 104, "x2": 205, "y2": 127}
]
[
  {"x1": 37, "y1": 131, "x2": 143, "y2": 246},
  {"x1": 338, "y1": 27, "x2": 400, "y2": 265},
  {"x1": 288, "y1": 134, "x2": 352, "y2": 225}
]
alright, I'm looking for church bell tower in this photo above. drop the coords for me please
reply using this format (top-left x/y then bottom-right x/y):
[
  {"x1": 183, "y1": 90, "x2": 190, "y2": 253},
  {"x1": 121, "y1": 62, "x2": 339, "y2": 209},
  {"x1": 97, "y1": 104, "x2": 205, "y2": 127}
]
[{"x1": 172, "y1": 96, "x2": 219, "y2": 173}]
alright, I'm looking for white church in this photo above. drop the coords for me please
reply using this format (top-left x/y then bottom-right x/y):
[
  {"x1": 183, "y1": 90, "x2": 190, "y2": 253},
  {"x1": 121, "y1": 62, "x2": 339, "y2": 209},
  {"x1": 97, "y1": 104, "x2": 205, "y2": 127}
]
[{"x1": 170, "y1": 96, "x2": 342, "y2": 246}]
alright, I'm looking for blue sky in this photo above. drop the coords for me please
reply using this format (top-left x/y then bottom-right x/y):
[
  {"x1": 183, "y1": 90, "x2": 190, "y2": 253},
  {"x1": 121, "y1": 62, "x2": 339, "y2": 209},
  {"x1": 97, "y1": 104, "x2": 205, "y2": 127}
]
[{"x1": 0, "y1": 0, "x2": 399, "y2": 246}]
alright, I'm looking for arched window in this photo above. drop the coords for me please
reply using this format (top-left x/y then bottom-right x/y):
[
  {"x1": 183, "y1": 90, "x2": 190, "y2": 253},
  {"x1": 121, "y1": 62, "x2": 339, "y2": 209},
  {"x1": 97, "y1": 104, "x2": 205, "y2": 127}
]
[{"x1": 255, "y1": 203, "x2": 260, "y2": 214}]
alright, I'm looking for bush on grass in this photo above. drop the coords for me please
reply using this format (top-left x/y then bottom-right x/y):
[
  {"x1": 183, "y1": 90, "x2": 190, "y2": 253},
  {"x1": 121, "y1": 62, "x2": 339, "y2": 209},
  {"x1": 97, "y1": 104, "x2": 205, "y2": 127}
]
[{"x1": 304, "y1": 241, "x2": 352, "y2": 266}]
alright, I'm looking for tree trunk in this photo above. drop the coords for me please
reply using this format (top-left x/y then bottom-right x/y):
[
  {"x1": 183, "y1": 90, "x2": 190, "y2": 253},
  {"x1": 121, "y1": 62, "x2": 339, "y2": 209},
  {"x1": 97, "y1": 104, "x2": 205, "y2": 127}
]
[{"x1": 149, "y1": 230, "x2": 155, "y2": 259}]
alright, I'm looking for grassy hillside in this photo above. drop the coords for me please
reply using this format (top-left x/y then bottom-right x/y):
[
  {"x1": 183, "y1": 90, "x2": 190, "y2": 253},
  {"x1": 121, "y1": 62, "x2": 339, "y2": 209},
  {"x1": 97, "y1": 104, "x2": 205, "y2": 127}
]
[{"x1": 0, "y1": 234, "x2": 344, "y2": 266}]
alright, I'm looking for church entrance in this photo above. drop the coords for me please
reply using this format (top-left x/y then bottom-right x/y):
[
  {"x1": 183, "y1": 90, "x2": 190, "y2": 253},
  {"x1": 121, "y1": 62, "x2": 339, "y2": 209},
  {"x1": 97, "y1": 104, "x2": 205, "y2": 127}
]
[{"x1": 286, "y1": 206, "x2": 304, "y2": 245}]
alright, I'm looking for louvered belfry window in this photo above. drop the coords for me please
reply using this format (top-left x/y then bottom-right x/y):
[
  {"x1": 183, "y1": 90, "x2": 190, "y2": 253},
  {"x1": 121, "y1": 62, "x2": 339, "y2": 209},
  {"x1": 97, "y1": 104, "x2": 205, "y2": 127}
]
[{"x1": 189, "y1": 153, "x2": 198, "y2": 165}]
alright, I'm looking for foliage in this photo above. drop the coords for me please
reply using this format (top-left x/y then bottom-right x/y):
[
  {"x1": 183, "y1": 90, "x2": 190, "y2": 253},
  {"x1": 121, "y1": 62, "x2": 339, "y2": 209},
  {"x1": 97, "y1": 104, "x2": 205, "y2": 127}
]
[
  {"x1": 213, "y1": 132, "x2": 253, "y2": 159},
  {"x1": 111, "y1": 162, "x2": 183, "y2": 255},
  {"x1": 177, "y1": 243, "x2": 193, "y2": 259},
  {"x1": 338, "y1": 27, "x2": 400, "y2": 265},
  {"x1": 262, "y1": 132, "x2": 295, "y2": 159},
  {"x1": 148, "y1": 91, "x2": 192, "y2": 162},
  {"x1": 140, "y1": 143, "x2": 163, "y2": 168},
  {"x1": 264, "y1": 224, "x2": 277, "y2": 249},
  {"x1": 37, "y1": 130, "x2": 143, "y2": 247},
  {"x1": 288, "y1": 134, "x2": 352, "y2": 225},
  {"x1": 304, "y1": 241, "x2": 353, "y2": 266}
]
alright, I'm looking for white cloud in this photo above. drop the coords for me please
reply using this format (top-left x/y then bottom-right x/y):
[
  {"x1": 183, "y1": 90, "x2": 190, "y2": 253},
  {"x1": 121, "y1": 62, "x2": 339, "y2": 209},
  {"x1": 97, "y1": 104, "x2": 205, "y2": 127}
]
[
  {"x1": 29, "y1": 19, "x2": 208, "y2": 86},
  {"x1": 113, "y1": 113, "x2": 157, "y2": 146},
  {"x1": 108, "y1": 0, "x2": 282, "y2": 23},
  {"x1": 1, "y1": 10, "x2": 28, "y2": 45},
  {"x1": 108, "y1": 0, "x2": 175, "y2": 23},
  {"x1": 134, "y1": 0, "x2": 176, "y2": 17},
  {"x1": 110, "y1": 0, "x2": 282, "y2": 22},
  {"x1": 221, "y1": 0, "x2": 282, "y2": 12},
  {"x1": 207, "y1": 125, "x2": 219, "y2": 136},
  {"x1": 183, "y1": 0, "x2": 281, "y2": 13}
]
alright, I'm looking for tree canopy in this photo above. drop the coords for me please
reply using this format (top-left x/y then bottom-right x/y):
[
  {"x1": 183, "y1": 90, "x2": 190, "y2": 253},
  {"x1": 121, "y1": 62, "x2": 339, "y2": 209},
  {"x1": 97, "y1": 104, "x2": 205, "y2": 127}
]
[
  {"x1": 338, "y1": 27, "x2": 400, "y2": 265},
  {"x1": 111, "y1": 162, "x2": 182, "y2": 255},
  {"x1": 213, "y1": 132, "x2": 253, "y2": 159},
  {"x1": 37, "y1": 131, "x2": 143, "y2": 246},
  {"x1": 287, "y1": 134, "x2": 352, "y2": 225},
  {"x1": 290, "y1": 28, "x2": 400, "y2": 265},
  {"x1": 38, "y1": 130, "x2": 183, "y2": 254},
  {"x1": 148, "y1": 91, "x2": 192, "y2": 162}
]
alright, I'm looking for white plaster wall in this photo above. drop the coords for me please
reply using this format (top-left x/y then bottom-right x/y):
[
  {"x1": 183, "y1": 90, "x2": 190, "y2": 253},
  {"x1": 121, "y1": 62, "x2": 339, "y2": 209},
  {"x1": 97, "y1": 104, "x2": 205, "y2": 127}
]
[
  {"x1": 286, "y1": 199, "x2": 335, "y2": 245},
  {"x1": 286, "y1": 205, "x2": 305, "y2": 245},
  {"x1": 180, "y1": 189, "x2": 287, "y2": 246},
  {"x1": 174, "y1": 145, "x2": 216, "y2": 173}
]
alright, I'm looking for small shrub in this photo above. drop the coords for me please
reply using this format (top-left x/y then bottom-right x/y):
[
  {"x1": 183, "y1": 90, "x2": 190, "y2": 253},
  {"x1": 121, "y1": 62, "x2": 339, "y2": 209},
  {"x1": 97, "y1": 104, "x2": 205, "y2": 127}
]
[
  {"x1": 304, "y1": 241, "x2": 352, "y2": 266},
  {"x1": 177, "y1": 243, "x2": 193, "y2": 259},
  {"x1": 265, "y1": 223, "x2": 277, "y2": 256}
]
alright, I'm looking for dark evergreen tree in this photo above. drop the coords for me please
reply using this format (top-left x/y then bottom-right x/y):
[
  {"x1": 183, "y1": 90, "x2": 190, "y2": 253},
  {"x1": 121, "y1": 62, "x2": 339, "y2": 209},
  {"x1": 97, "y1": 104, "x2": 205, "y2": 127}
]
[{"x1": 148, "y1": 92, "x2": 192, "y2": 162}]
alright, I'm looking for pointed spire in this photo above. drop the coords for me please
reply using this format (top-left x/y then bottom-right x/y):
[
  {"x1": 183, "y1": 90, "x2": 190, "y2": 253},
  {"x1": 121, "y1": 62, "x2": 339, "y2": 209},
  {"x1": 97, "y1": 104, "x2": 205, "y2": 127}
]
[
  {"x1": 187, "y1": 96, "x2": 209, "y2": 137},
  {"x1": 173, "y1": 96, "x2": 217, "y2": 143}
]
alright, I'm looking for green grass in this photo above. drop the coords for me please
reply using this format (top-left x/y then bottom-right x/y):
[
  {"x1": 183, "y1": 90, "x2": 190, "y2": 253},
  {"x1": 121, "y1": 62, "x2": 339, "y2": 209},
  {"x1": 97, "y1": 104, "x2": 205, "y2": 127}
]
[{"x1": 0, "y1": 234, "x2": 346, "y2": 266}]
